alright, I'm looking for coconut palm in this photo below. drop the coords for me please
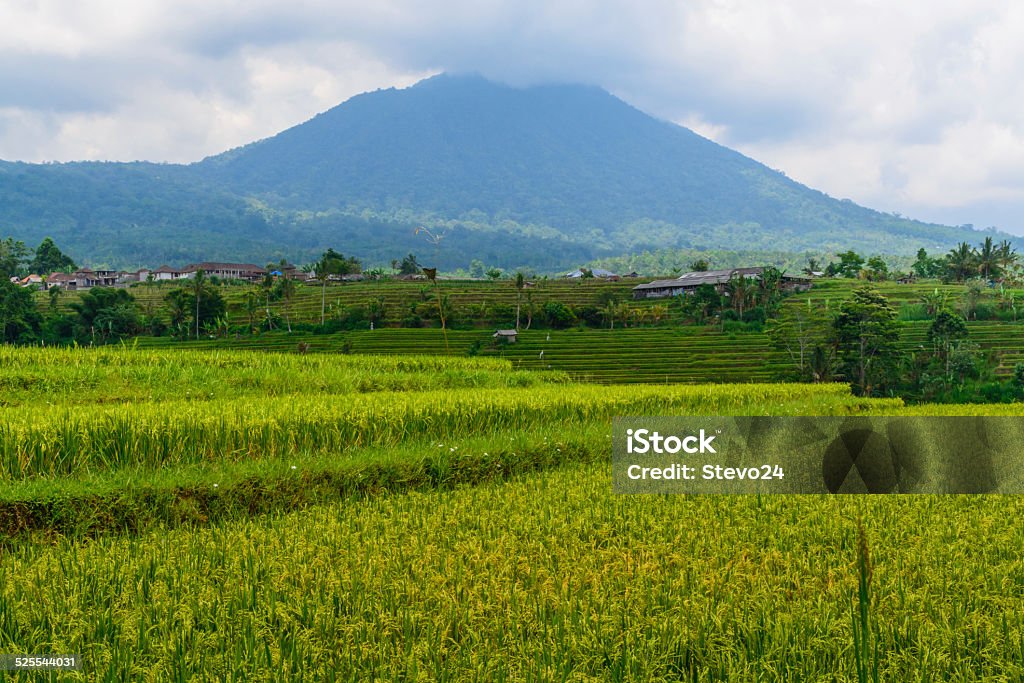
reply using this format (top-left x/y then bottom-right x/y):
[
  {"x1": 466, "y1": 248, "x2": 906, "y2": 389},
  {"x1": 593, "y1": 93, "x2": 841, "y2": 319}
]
[
  {"x1": 757, "y1": 266, "x2": 784, "y2": 310},
  {"x1": 515, "y1": 272, "x2": 525, "y2": 330},
  {"x1": 277, "y1": 274, "x2": 296, "y2": 333},
  {"x1": 189, "y1": 269, "x2": 207, "y2": 339},
  {"x1": 725, "y1": 275, "x2": 754, "y2": 318},
  {"x1": 977, "y1": 236, "x2": 1000, "y2": 280},
  {"x1": 945, "y1": 242, "x2": 977, "y2": 282},
  {"x1": 998, "y1": 240, "x2": 1019, "y2": 274}
]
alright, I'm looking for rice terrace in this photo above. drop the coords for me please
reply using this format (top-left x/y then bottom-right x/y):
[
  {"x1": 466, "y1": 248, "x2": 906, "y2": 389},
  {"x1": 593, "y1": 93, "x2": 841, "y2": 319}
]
[{"x1": 2, "y1": 267, "x2": 1024, "y2": 678}]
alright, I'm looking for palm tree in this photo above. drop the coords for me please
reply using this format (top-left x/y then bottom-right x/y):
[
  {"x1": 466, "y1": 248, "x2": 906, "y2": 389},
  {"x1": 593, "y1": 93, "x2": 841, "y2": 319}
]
[
  {"x1": 422, "y1": 267, "x2": 449, "y2": 354},
  {"x1": 630, "y1": 307, "x2": 648, "y2": 327},
  {"x1": 725, "y1": 275, "x2": 754, "y2": 318},
  {"x1": 243, "y1": 289, "x2": 260, "y2": 334},
  {"x1": 757, "y1": 266, "x2": 784, "y2": 310},
  {"x1": 189, "y1": 269, "x2": 207, "y2": 339},
  {"x1": 514, "y1": 272, "x2": 525, "y2": 330},
  {"x1": 998, "y1": 239, "x2": 1019, "y2": 275},
  {"x1": 260, "y1": 273, "x2": 275, "y2": 330},
  {"x1": 977, "y1": 236, "x2": 999, "y2": 280},
  {"x1": 315, "y1": 254, "x2": 340, "y2": 326},
  {"x1": 803, "y1": 258, "x2": 820, "y2": 276},
  {"x1": 602, "y1": 300, "x2": 618, "y2": 330},
  {"x1": 945, "y1": 242, "x2": 977, "y2": 282},
  {"x1": 278, "y1": 275, "x2": 296, "y2": 333}
]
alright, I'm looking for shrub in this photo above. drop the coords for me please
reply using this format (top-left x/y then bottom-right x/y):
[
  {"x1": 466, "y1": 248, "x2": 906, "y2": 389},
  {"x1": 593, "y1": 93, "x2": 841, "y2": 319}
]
[{"x1": 542, "y1": 302, "x2": 576, "y2": 329}]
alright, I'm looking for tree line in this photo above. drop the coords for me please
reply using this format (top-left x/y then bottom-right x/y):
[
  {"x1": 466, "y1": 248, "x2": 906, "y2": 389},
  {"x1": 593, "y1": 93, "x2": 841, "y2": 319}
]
[
  {"x1": 807, "y1": 237, "x2": 1019, "y2": 284},
  {"x1": 769, "y1": 285, "x2": 1023, "y2": 403}
]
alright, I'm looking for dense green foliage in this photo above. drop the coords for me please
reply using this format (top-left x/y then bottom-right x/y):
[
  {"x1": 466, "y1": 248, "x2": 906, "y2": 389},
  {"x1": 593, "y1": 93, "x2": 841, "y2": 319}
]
[
  {"x1": 1, "y1": 75, "x2": 1015, "y2": 271},
  {"x1": 833, "y1": 287, "x2": 902, "y2": 396},
  {"x1": 29, "y1": 236, "x2": 76, "y2": 274},
  {"x1": 0, "y1": 280, "x2": 40, "y2": 342}
]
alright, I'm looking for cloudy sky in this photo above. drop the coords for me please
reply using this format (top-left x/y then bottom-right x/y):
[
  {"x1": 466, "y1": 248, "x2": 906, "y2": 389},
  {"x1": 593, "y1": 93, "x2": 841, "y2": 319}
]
[{"x1": 1, "y1": 0, "x2": 1022, "y2": 232}]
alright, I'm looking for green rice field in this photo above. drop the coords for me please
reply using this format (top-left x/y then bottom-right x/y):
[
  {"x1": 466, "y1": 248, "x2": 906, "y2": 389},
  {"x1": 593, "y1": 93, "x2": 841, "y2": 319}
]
[{"x1": 1, "y1": 346, "x2": 1023, "y2": 680}]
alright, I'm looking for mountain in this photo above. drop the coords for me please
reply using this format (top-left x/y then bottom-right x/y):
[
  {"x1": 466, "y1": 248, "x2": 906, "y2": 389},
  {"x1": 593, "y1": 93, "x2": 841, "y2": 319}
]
[{"x1": 0, "y1": 73, "x2": 1009, "y2": 270}]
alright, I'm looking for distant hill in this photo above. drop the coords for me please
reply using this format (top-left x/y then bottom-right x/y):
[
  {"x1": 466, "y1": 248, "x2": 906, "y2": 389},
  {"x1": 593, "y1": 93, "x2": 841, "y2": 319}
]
[{"x1": 0, "y1": 73, "x2": 1009, "y2": 270}]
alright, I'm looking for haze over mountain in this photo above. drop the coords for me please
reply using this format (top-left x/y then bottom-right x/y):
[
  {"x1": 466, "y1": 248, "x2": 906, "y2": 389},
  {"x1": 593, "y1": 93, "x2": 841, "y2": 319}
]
[{"x1": 0, "y1": 73, "x2": 1006, "y2": 271}]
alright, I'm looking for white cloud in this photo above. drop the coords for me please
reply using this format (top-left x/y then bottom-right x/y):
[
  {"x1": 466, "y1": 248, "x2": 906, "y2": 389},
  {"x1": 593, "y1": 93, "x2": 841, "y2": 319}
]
[
  {"x1": 674, "y1": 114, "x2": 728, "y2": 144},
  {"x1": 0, "y1": 0, "x2": 1022, "y2": 231}
]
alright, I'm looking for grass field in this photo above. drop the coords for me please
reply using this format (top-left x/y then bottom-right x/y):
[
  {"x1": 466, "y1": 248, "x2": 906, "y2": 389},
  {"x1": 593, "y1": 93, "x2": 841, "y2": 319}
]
[{"x1": 1, "y1": 346, "x2": 1023, "y2": 680}]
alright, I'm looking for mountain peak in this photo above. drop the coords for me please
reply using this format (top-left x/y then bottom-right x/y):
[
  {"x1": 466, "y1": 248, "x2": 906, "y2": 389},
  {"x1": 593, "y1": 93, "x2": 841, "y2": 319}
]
[{"x1": 0, "y1": 75, "x2": 1003, "y2": 269}]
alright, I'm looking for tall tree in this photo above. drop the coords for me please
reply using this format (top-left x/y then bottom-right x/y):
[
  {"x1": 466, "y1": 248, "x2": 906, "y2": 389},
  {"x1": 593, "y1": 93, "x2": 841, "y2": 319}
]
[
  {"x1": 977, "y1": 236, "x2": 999, "y2": 280},
  {"x1": 681, "y1": 284, "x2": 722, "y2": 325},
  {"x1": 833, "y1": 286, "x2": 902, "y2": 396},
  {"x1": 828, "y1": 251, "x2": 865, "y2": 278},
  {"x1": 399, "y1": 253, "x2": 420, "y2": 276},
  {"x1": 277, "y1": 275, "x2": 296, "y2": 333},
  {"x1": 30, "y1": 237, "x2": 76, "y2": 275},
  {"x1": 865, "y1": 256, "x2": 889, "y2": 281},
  {"x1": 260, "y1": 273, "x2": 275, "y2": 330},
  {"x1": 0, "y1": 238, "x2": 30, "y2": 280},
  {"x1": 314, "y1": 253, "x2": 340, "y2": 326},
  {"x1": 927, "y1": 311, "x2": 968, "y2": 377},
  {"x1": 912, "y1": 248, "x2": 941, "y2": 279},
  {"x1": 243, "y1": 289, "x2": 260, "y2": 334},
  {"x1": 514, "y1": 272, "x2": 525, "y2": 330},
  {"x1": 724, "y1": 275, "x2": 754, "y2": 318},
  {"x1": 767, "y1": 297, "x2": 834, "y2": 382},
  {"x1": 0, "y1": 280, "x2": 42, "y2": 342},
  {"x1": 165, "y1": 277, "x2": 225, "y2": 340},
  {"x1": 756, "y1": 266, "x2": 784, "y2": 312},
  {"x1": 997, "y1": 239, "x2": 1018, "y2": 275},
  {"x1": 944, "y1": 242, "x2": 977, "y2": 282},
  {"x1": 314, "y1": 249, "x2": 361, "y2": 325},
  {"x1": 189, "y1": 269, "x2": 207, "y2": 339},
  {"x1": 69, "y1": 288, "x2": 140, "y2": 343}
]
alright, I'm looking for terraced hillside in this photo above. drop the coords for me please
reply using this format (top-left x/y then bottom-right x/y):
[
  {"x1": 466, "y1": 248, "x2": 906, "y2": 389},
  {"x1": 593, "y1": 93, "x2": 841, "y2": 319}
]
[{"x1": 54, "y1": 276, "x2": 1024, "y2": 383}]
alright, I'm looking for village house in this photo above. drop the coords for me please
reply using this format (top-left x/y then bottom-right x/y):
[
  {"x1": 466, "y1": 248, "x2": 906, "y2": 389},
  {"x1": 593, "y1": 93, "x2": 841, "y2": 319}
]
[
  {"x1": 182, "y1": 262, "x2": 267, "y2": 281},
  {"x1": 152, "y1": 265, "x2": 188, "y2": 281},
  {"x1": 45, "y1": 268, "x2": 123, "y2": 290},
  {"x1": 41, "y1": 259, "x2": 312, "y2": 291},
  {"x1": 632, "y1": 267, "x2": 813, "y2": 300},
  {"x1": 14, "y1": 274, "x2": 43, "y2": 287}
]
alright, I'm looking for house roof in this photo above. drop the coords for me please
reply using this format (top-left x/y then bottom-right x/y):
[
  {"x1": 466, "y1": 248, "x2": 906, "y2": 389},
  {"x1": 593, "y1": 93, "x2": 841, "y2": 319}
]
[
  {"x1": 153, "y1": 265, "x2": 181, "y2": 273},
  {"x1": 494, "y1": 329, "x2": 518, "y2": 335},
  {"x1": 183, "y1": 262, "x2": 266, "y2": 273},
  {"x1": 632, "y1": 278, "x2": 692, "y2": 291},
  {"x1": 633, "y1": 267, "x2": 811, "y2": 290},
  {"x1": 634, "y1": 267, "x2": 764, "y2": 290},
  {"x1": 565, "y1": 268, "x2": 618, "y2": 278}
]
